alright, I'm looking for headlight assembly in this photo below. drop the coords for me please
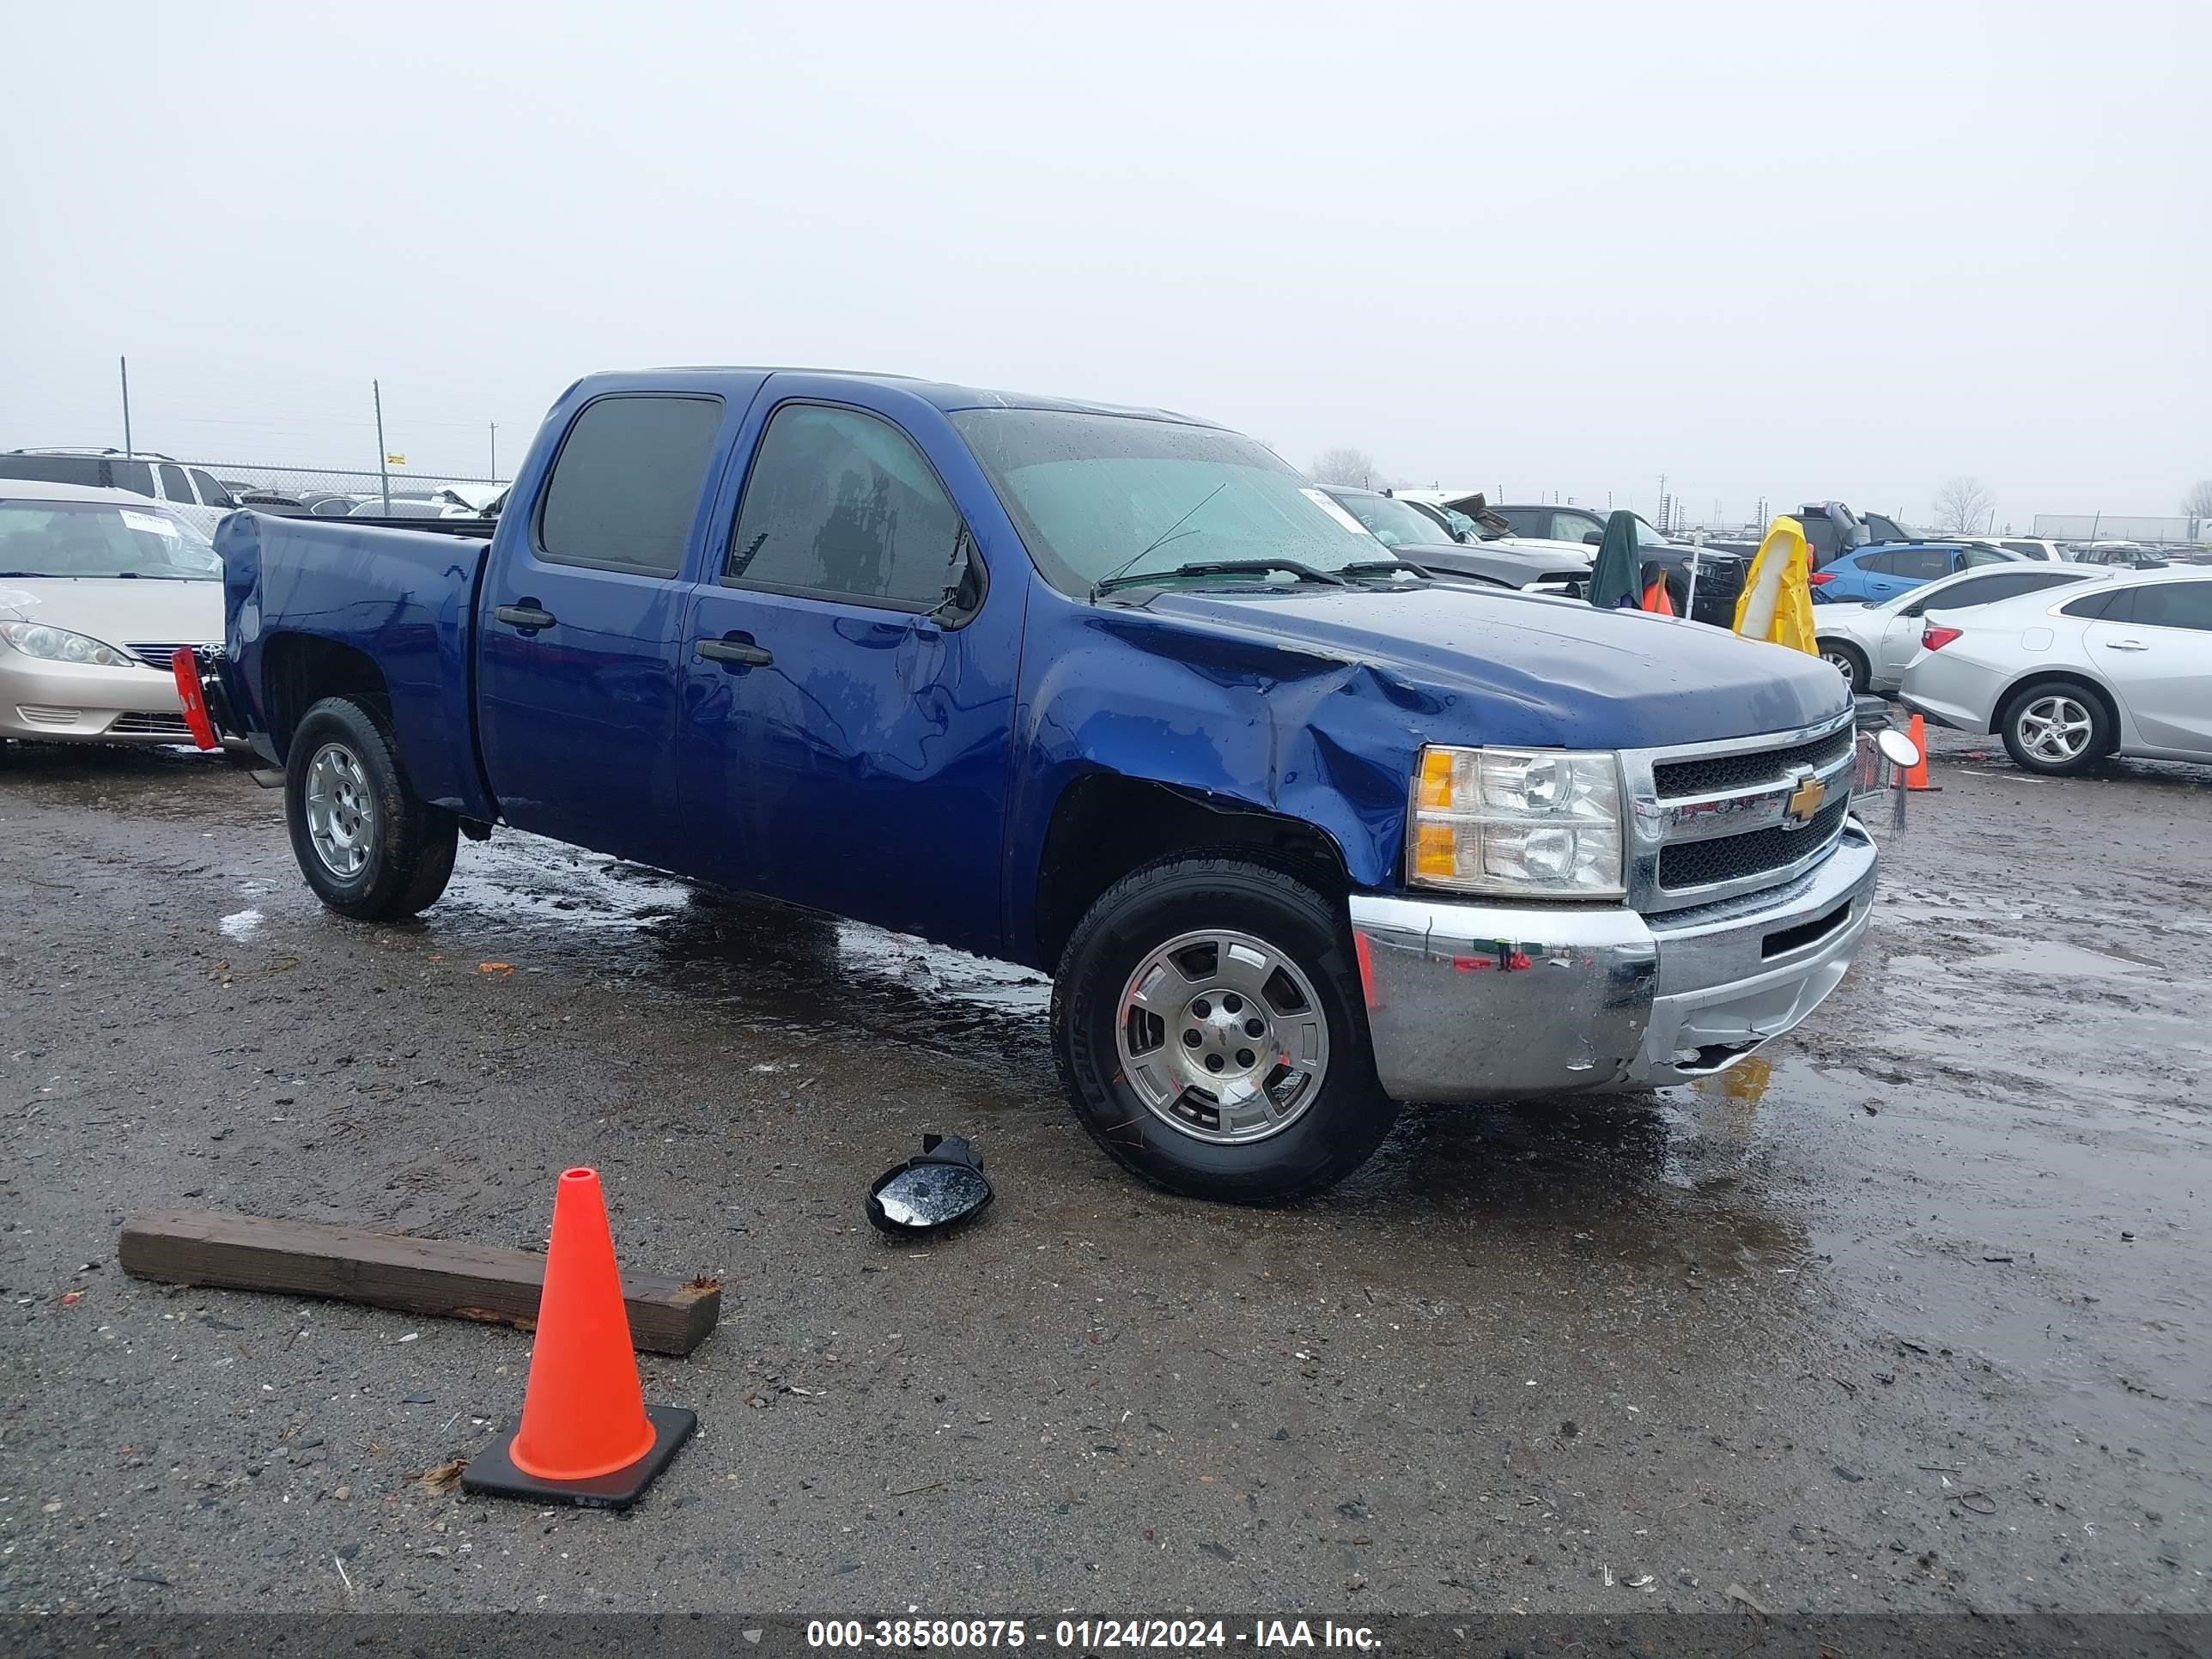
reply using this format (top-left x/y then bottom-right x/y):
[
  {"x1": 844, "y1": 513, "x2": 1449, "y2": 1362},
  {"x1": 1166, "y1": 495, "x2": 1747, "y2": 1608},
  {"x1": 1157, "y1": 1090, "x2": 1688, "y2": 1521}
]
[
  {"x1": 0, "y1": 622, "x2": 139, "y2": 669},
  {"x1": 1407, "y1": 745, "x2": 1626, "y2": 898}
]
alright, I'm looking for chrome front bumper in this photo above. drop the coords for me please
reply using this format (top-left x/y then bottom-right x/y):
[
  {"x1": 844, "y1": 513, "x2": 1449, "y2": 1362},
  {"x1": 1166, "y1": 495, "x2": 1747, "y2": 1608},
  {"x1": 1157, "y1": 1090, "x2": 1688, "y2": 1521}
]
[{"x1": 1347, "y1": 823, "x2": 1879, "y2": 1101}]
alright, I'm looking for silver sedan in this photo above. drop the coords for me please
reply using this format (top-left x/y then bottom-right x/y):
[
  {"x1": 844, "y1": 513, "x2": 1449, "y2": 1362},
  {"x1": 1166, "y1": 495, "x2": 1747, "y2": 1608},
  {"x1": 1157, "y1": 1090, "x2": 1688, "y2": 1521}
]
[
  {"x1": 1899, "y1": 568, "x2": 2212, "y2": 774},
  {"x1": 1814, "y1": 562, "x2": 2103, "y2": 695}
]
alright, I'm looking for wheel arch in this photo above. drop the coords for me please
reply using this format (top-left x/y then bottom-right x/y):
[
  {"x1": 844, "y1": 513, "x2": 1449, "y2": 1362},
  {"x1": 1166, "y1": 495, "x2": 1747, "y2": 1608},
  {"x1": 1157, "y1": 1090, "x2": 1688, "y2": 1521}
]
[
  {"x1": 261, "y1": 632, "x2": 392, "y2": 763},
  {"x1": 1996, "y1": 666, "x2": 2122, "y2": 738},
  {"x1": 1029, "y1": 773, "x2": 1355, "y2": 973}
]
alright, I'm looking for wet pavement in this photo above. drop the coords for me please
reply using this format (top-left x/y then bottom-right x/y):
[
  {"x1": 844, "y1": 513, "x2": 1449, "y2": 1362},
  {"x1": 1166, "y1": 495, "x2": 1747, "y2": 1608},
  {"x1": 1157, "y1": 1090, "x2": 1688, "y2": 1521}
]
[{"x1": 1, "y1": 732, "x2": 2206, "y2": 1617}]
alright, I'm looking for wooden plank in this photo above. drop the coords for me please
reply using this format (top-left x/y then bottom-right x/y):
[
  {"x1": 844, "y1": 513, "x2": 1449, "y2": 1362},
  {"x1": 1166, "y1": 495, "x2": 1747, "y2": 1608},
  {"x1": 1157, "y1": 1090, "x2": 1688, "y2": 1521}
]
[{"x1": 118, "y1": 1207, "x2": 720, "y2": 1357}]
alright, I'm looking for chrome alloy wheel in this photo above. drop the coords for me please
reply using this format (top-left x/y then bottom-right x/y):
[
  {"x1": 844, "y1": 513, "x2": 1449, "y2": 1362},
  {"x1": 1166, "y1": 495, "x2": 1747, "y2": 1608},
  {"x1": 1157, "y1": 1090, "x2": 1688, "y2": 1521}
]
[
  {"x1": 2015, "y1": 694, "x2": 2095, "y2": 764},
  {"x1": 1115, "y1": 928, "x2": 1330, "y2": 1145},
  {"x1": 303, "y1": 741, "x2": 377, "y2": 878}
]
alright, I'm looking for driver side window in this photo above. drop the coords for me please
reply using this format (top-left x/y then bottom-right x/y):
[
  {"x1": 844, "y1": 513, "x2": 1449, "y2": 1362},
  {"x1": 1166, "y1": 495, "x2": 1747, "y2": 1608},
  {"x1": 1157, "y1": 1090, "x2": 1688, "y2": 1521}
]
[{"x1": 727, "y1": 404, "x2": 966, "y2": 611}]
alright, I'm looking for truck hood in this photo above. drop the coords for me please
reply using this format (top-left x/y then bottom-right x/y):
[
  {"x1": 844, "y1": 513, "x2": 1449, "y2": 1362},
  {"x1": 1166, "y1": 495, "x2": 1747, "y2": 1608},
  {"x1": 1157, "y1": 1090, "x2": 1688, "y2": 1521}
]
[
  {"x1": 1129, "y1": 584, "x2": 1848, "y2": 749},
  {"x1": 0, "y1": 577, "x2": 223, "y2": 647}
]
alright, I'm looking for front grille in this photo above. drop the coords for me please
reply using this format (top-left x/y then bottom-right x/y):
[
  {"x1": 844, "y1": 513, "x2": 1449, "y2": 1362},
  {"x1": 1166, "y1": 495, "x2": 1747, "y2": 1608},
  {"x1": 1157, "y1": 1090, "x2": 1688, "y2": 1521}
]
[
  {"x1": 1652, "y1": 727, "x2": 1855, "y2": 799},
  {"x1": 126, "y1": 643, "x2": 191, "y2": 671},
  {"x1": 1659, "y1": 794, "x2": 1849, "y2": 890},
  {"x1": 110, "y1": 711, "x2": 192, "y2": 735}
]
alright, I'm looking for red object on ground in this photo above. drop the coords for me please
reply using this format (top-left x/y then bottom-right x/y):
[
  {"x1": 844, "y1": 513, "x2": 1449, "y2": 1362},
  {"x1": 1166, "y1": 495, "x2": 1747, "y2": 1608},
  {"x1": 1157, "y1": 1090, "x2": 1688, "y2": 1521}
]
[
  {"x1": 507, "y1": 1169, "x2": 656, "y2": 1481},
  {"x1": 172, "y1": 647, "x2": 220, "y2": 750}
]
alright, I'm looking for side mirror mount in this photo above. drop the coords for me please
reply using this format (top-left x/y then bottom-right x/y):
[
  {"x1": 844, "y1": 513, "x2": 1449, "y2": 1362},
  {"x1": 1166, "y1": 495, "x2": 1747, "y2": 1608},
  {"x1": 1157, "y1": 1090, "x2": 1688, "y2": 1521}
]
[{"x1": 932, "y1": 527, "x2": 984, "y2": 626}]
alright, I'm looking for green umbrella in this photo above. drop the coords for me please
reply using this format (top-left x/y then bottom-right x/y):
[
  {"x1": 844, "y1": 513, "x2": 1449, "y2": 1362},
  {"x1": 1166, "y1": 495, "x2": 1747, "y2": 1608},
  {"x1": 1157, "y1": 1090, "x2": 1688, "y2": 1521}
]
[{"x1": 1588, "y1": 509, "x2": 1643, "y2": 609}]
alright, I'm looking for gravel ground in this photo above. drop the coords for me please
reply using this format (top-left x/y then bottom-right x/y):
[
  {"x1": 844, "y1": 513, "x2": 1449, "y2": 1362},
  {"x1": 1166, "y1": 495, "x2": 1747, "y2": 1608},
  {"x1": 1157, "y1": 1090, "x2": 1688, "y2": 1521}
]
[{"x1": 1, "y1": 730, "x2": 2207, "y2": 1621}]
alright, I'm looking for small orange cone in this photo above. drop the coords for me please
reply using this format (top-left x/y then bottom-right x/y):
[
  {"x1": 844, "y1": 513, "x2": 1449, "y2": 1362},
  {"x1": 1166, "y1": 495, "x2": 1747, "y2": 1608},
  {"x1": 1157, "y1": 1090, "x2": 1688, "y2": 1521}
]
[
  {"x1": 462, "y1": 1169, "x2": 694, "y2": 1509},
  {"x1": 1641, "y1": 576, "x2": 1676, "y2": 616},
  {"x1": 1904, "y1": 712, "x2": 1938, "y2": 792}
]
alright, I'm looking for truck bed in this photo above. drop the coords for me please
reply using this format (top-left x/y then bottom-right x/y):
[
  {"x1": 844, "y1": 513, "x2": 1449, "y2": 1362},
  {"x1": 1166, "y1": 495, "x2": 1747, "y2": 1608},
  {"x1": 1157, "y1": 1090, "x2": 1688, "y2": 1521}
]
[{"x1": 212, "y1": 510, "x2": 496, "y2": 817}]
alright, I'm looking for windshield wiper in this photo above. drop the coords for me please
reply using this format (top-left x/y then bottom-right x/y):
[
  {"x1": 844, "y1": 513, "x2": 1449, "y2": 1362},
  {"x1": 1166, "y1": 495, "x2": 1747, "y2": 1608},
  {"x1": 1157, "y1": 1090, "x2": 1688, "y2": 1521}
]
[
  {"x1": 1339, "y1": 559, "x2": 1425, "y2": 582},
  {"x1": 1092, "y1": 559, "x2": 1351, "y2": 597},
  {"x1": 1089, "y1": 483, "x2": 1234, "y2": 599}
]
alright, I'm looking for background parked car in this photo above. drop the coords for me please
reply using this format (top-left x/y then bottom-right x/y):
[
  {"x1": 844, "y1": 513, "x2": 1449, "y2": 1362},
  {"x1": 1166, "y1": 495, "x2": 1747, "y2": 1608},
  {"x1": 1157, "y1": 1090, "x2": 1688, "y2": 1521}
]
[
  {"x1": 1813, "y1": 562, "x2": 2104, "y2": 694},
  {"x1": 1489, "y1": 501, "x2": 1748, "y2": 625},
  {"x1": 2072, "y1": 542, "x2": 2171, "y2": 569},
  {"x1": 1321, "y1": 487, "x2": 1590, "y2": 592},
  {"x1": 0, "y1": 479, "x2": 224, "y2": 749},
  {"x1": 0, "y1": 449, "x2": 234, "y2": 536},
  {"x1": 1899, "y1": 568, "x2": 2212, "y2": 775},
  {"x1": 1810, "y1": 541, "x2": 2021, "y2": 603}
]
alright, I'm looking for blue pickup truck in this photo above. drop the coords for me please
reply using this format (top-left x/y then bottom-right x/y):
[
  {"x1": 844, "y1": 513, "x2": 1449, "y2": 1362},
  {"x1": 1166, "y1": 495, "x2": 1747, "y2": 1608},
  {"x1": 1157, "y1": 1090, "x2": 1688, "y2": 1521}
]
[{"x1": 192, "y1": 368, "x2": 1876, "y2": 1202}]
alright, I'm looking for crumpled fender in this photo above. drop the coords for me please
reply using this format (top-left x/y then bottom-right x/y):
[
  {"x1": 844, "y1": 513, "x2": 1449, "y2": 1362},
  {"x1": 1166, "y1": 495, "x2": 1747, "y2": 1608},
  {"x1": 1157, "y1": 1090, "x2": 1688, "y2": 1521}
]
[{"x1": 1007, "y1": 604, "x2": 1452, "y2": 943}]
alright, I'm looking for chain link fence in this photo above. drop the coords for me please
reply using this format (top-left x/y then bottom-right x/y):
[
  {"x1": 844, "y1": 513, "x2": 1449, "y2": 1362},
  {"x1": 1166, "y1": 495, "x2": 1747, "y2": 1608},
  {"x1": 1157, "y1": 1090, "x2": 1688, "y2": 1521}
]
[{"x1": 186, "y1": 459, "x2": 507, "y2": 518}]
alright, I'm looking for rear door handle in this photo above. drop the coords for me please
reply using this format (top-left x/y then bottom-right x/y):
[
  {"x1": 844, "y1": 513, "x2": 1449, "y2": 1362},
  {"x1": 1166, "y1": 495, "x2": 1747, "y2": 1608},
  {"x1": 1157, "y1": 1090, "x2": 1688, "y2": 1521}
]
[
  {"x1": 697, "y1": 638, "x2": 774, "y2": 667},
  {"x1": 493, "y1": 605, "x2": 556, "y2": 629},
  {"x1": 2103, "y1": 639, "x2": 2149, "y2": 652}
]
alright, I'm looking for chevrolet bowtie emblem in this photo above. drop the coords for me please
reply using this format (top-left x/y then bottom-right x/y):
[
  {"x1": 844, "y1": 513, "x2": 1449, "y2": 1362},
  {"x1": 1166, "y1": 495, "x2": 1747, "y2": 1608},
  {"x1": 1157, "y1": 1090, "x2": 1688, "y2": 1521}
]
[{"x1": 1782, "y1": 770, "x2": 1827, "y2": 827}]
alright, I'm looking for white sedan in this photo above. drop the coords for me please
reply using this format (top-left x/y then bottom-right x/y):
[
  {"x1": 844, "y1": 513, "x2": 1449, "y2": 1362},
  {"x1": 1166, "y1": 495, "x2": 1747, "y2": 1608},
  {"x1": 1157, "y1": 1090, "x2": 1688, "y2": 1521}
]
[
  {"x1": 0, "y1": 478, "x2": 223, "y2": 748},
  {"x1": 1814, "y1": 562, "x2": 2105, "y2": 695},
  {"x1": 1899, "y1": 568, "x2": 2212, "y2": 775}
]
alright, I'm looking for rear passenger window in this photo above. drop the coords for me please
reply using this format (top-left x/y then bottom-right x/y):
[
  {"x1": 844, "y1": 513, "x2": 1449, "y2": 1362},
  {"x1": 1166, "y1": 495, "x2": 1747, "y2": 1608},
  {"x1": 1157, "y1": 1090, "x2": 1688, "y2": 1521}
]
[
  {"x1": 537, "y1": 394, "x2": 723, "y2": 576},
  {"x1": 2063, "y1": 588, "x2": 2135, "y2": 622},
  {"x1": 108, "y1": 460, "x2": 155, "y2": 496},
  {"x1": 157, "y1": 464, "x2": 192, "y2": 502},
  {"x1": 726, "y1": 404, "x2": 964, "y2": 610},
  {"x1": 2130, "y1": 582, "x2": 2212, "y2": 632}
]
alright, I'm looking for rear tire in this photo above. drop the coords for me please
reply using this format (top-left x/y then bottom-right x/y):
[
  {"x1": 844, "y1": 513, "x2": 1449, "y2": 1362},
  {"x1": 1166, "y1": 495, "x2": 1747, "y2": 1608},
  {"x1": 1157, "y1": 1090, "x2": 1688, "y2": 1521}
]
[
  {"x1": 285, "y1": 696, "x2": 459, "y2": 921},
  {"x1": 1052, "y1": 853, "x2": 1398, "y2": 1204},
  {"x1": 1997, "y1": 680, "x2": 2112, "y2": 777}
]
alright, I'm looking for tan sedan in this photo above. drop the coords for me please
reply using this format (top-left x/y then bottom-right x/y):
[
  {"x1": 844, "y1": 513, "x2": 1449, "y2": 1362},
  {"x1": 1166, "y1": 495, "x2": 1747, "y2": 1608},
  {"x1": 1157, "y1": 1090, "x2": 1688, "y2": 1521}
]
[{"x1": 0, "y1": 478, "x2": 223, "y2": 748}]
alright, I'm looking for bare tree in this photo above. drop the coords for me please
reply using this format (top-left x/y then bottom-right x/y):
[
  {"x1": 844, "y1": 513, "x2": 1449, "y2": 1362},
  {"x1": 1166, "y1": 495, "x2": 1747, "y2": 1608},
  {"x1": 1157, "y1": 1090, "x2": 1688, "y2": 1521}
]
[
  {"x1": 1309, "y1": 447, "x2": 1381, "y2": 488},
  {"x1": 2183, "y1": 479, "x2": 2212, "y2": 520},
  {"x1": 1932, "y1": 475, "x2": 1995, "y2": 534}
]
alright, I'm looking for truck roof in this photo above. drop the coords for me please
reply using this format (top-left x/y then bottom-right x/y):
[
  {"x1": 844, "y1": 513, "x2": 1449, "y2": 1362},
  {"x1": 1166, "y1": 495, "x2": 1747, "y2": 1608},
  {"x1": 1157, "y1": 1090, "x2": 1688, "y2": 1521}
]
[{"x1": 586, "y1": 367, "x2": 1221, "y2": 428}]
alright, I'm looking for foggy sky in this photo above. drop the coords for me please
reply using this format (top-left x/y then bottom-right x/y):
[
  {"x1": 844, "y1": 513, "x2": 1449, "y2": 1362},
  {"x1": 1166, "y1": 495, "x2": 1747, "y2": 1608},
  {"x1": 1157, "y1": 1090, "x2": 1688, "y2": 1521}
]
[{"x1": 3, "y1": 2, "x2": 2205, "y2": 530}]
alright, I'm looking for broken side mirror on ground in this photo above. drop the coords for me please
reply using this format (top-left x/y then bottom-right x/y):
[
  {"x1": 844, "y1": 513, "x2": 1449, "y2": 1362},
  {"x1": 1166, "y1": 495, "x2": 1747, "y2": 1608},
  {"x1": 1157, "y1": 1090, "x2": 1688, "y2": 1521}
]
[{"x1": 867, "y1": 1134, "x2": 994, "y2": 1237}]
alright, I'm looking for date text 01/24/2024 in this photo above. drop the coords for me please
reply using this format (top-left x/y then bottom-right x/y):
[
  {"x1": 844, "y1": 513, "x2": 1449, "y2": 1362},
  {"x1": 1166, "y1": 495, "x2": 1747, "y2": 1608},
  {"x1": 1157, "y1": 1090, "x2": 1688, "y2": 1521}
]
[{"x1": 805, "y1": 1621, "x2": 1380, "y2": 1650}]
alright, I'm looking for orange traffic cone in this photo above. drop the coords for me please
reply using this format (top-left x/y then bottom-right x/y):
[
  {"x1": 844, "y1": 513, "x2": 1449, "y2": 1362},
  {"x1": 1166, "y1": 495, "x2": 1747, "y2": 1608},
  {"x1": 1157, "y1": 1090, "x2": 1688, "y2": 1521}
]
[
  {"x1": 462, "y1": 1169, "x2": 695, "y2": 1509},
  {"x1": 1904, "y1": 712, "x2": 1938, "y2": 792}
]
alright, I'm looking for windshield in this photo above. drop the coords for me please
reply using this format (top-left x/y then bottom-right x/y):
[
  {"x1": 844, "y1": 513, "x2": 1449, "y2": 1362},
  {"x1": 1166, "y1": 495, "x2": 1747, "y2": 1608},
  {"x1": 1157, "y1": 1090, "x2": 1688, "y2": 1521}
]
[
  {"x1": 1331, "y1": 492, "x2": 1448, "y2": 550},
  {"x1": 951, "y1": 408, "x2": 1386, "y2": 593},
  {"x1": 0, "y1": 499, "x2": 222, "y2": 580}
]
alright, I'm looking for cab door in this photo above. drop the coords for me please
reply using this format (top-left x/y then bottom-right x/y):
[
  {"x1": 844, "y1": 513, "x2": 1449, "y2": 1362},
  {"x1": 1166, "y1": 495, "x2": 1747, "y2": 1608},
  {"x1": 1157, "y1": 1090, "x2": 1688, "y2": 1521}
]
[
  {"x1": 475, "y1": 392, "x2": 729, "y2": 866},
  {"x1": 673, "y1": 385, "x2": 1020, "y2": 957}
]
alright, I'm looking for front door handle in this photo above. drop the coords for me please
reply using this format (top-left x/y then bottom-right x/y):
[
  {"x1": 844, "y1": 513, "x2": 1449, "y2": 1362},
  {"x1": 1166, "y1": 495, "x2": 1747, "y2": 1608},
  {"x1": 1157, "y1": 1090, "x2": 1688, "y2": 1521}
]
[
  {"x1": 493, "y1": 604, "x2": 556, "y2": 629},
  {"x1": 2102, "y1": 639, "x2": 2149, "y2": 652},
  {"x1": 697, "y1": 638, "x2": 774, "y2": 667}
]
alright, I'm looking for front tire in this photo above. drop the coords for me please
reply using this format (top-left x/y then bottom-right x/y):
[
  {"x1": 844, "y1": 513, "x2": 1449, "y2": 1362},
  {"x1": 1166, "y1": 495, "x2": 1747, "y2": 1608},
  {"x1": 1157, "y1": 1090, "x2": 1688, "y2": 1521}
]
[
  {"x1": 1819, "y1": 640, "x2": 1869, "y2": 695},
  {"x1": 1997, "y1": 680, "x2": 2112, "y2": 777},
  {"x1": 1052, "y1": 854, "x2": 1398, "y2": 1204},
  {"x1": 285, "y1": 696, "x2": 459, "y2": 921}
]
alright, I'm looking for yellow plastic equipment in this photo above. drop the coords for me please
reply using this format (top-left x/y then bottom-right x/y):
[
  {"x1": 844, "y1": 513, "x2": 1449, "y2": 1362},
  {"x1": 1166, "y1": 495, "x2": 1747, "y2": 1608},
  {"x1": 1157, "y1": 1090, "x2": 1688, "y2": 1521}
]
[{"x1": 1732, "y1": 516, "x2": 1818, "y2": 653}]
